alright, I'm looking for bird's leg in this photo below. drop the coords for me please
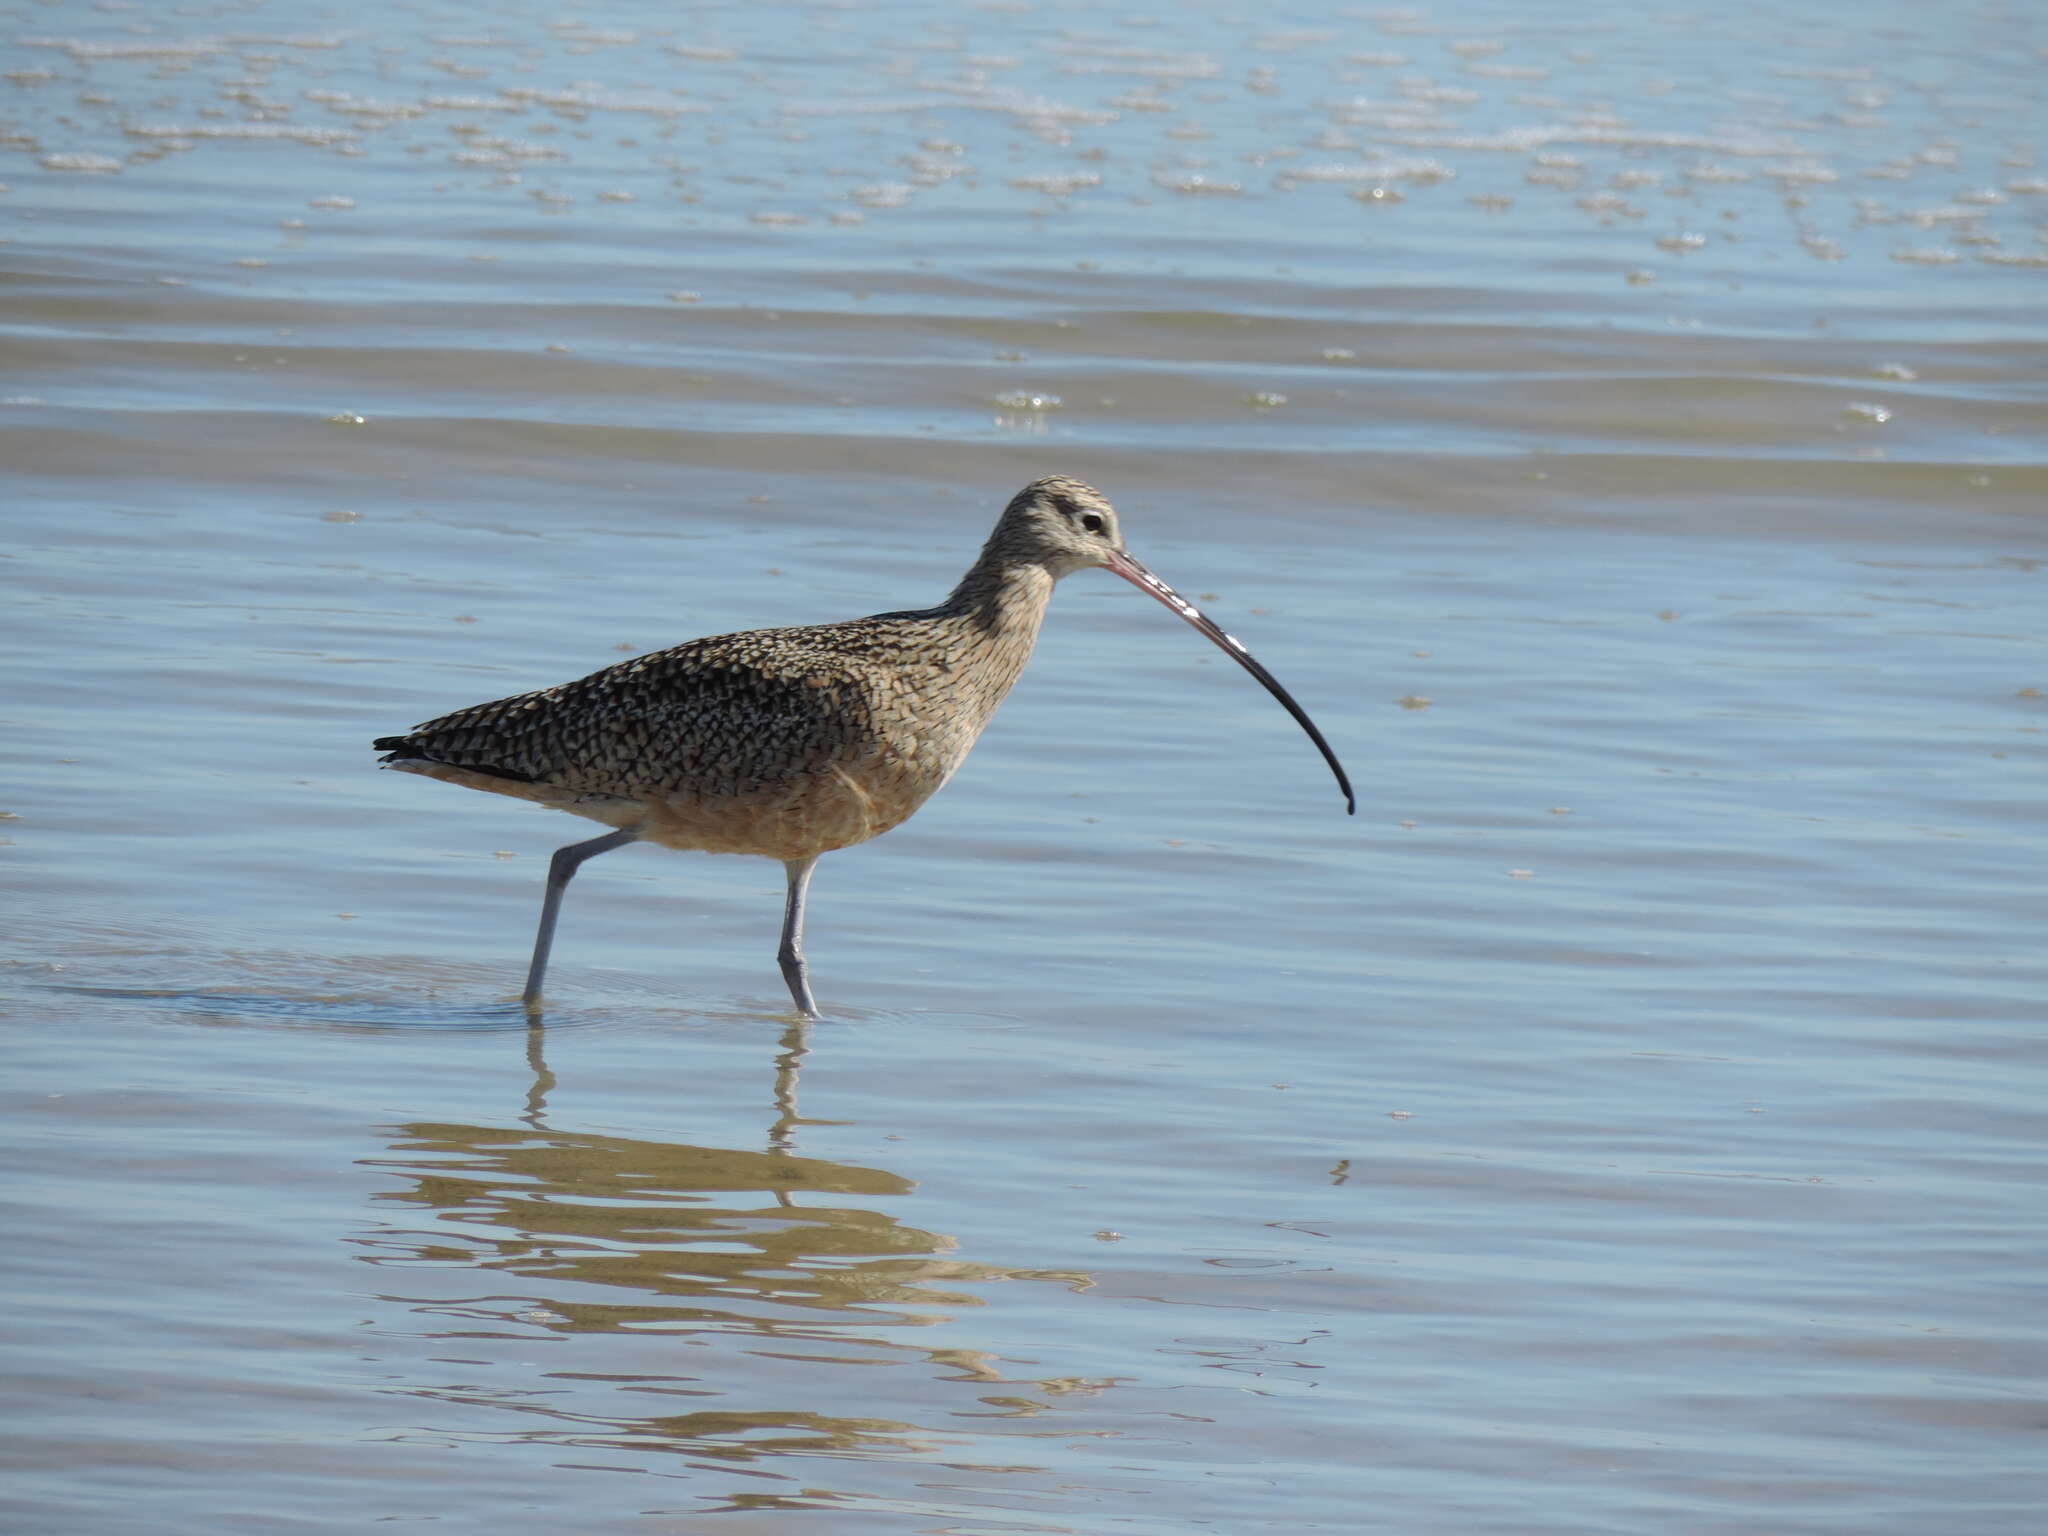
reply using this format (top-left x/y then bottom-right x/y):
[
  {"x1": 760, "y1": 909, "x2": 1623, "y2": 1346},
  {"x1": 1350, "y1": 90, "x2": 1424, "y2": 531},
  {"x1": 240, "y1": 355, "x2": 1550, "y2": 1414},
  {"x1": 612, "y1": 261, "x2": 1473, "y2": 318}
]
[
  {"x1": 522, "y1": 828, "x2": 639, "y2": 1005},
  {"x1": 777, "y1": 855, "x2": 823, "y2": 1020}
]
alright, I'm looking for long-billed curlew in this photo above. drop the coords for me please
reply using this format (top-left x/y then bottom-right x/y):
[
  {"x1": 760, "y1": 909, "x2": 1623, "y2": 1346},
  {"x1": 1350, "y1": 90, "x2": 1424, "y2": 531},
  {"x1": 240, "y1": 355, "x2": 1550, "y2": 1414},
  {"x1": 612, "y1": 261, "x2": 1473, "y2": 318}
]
[{"x1": 374, "y1": 476, "x2": 1352, "y2": 1016}]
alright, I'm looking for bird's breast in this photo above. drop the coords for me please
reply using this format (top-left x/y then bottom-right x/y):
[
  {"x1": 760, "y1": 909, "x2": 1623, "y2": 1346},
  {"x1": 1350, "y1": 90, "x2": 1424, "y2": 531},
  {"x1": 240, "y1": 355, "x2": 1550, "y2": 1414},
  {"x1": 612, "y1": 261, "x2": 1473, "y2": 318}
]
[{"x1": 637, "y1": 716, "x2": 972, "y2": 860}]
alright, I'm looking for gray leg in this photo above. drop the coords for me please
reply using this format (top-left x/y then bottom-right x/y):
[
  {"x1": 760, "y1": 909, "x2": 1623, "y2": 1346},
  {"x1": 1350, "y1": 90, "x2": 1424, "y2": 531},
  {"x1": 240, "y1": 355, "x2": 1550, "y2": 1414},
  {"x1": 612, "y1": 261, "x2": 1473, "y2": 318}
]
[
  {"x1": 522, "y1": 828, "x2": 638, "y2": 1005},
  {"x1": 776, "y1": 855, "x2": 822, "y2": 1019}
]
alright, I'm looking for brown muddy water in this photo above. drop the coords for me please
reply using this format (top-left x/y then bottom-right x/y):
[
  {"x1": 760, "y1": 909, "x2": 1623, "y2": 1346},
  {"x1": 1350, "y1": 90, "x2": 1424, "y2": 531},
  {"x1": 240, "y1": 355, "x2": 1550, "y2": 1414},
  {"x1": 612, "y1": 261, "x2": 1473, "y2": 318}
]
[{"x1": 3, "y1": 1, "x2": 2045, "y2": 1531}]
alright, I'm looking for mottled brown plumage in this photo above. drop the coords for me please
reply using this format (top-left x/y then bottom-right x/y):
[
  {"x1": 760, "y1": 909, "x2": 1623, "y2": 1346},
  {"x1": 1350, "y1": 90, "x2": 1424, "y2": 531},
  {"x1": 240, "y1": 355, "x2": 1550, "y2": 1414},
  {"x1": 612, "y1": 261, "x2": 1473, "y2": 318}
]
[{"x1": 375, "y1": 476, "x2": 1352, "y2": 1016}]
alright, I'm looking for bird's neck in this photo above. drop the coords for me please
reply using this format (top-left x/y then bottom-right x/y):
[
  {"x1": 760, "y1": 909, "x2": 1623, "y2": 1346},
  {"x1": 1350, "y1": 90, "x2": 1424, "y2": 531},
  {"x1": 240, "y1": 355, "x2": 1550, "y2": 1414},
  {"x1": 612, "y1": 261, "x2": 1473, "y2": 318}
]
[
  {"x1": 942, "y1": 556, "x2": 1058, "y2": 640},
  {"x1": 927, "y1": 558, "x2": 1059, "y2": 731}
]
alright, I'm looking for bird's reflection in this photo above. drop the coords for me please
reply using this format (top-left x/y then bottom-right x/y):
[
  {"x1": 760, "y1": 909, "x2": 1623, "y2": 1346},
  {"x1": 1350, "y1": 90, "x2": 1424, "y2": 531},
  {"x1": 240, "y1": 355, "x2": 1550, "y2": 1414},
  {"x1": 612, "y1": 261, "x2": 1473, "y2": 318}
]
[
  {"x1": 352, "y1": 1011, "x2": 1100, "y2": 1472},
  {"x1": 520, "y1": 1012, "x2": 825, "y2": 1154}
]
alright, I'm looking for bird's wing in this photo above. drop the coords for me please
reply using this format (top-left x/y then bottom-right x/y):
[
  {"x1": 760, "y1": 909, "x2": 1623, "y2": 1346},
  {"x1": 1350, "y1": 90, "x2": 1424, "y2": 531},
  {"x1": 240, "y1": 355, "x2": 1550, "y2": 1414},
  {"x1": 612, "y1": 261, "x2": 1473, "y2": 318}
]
[{"x1": 378, "y1": 629, "x2": 885, "y2": 800}]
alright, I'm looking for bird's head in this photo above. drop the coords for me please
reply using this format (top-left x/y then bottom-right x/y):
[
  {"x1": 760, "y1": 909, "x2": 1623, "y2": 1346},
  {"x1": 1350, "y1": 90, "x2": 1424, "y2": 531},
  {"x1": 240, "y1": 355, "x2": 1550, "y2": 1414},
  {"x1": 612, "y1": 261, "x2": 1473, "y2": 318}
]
[{"x1": 992, "y1": 475, "x2": 1127, "y2": 578}]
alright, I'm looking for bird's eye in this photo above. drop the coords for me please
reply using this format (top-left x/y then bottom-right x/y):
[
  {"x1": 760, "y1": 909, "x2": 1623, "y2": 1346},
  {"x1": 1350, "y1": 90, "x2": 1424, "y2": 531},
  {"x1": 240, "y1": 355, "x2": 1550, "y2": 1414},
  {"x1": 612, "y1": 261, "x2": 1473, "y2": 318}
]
[{"x1": 1080, "y1": 512, "x2": 1106, "y2": 534}]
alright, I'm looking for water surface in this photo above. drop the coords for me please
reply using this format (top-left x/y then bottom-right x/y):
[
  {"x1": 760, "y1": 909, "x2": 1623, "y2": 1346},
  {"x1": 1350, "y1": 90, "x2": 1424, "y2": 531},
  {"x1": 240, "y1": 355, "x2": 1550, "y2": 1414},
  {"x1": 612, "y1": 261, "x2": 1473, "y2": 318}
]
[{"x1": 3, "y1": 0, "x2": 2044, "y2": 1530}]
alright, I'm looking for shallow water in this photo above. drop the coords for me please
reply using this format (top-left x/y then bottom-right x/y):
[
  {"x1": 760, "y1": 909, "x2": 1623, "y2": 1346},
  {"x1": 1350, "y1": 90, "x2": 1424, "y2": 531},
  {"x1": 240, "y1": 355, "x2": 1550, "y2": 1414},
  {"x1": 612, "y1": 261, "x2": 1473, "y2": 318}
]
[{"x1": 4, "y1": 1, "x2": 2045, "y2": 1531}]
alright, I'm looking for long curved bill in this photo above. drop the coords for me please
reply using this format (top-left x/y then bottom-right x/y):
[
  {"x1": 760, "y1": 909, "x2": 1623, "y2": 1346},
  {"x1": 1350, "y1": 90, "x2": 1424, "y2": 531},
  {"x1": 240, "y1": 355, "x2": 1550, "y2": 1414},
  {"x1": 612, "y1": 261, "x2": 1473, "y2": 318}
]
[{"x1": 1105, "y1": 549, "x2": 1356, "y2": 815}]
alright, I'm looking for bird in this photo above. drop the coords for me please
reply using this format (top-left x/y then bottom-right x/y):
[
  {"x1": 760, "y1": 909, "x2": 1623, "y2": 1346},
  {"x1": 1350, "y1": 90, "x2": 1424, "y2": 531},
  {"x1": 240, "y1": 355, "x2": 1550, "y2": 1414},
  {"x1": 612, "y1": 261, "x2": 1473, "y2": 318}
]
[{"x1": 374, "y1": 475, "x2": 1353, "y2": 1017}]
